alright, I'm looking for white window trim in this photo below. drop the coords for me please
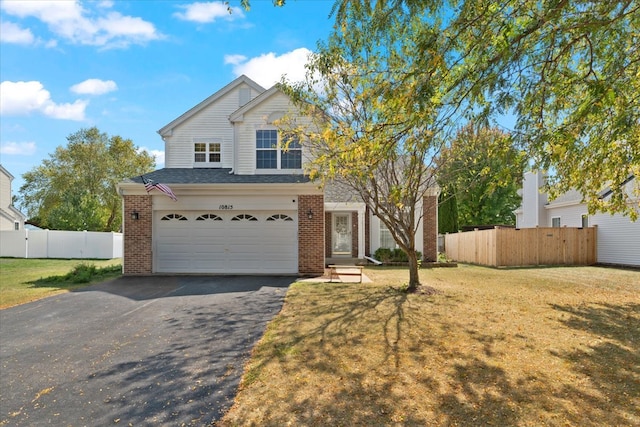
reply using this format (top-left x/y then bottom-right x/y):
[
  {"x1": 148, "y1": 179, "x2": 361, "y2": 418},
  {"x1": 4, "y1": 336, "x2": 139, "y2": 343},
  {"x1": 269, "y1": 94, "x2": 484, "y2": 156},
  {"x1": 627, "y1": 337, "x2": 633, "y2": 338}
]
[
  {"x1": 551, "y1": 216, "x2": 561, "y2": 228},
  {"x1": 193, "y1": 138, "x2": 222, "y2": 168}
]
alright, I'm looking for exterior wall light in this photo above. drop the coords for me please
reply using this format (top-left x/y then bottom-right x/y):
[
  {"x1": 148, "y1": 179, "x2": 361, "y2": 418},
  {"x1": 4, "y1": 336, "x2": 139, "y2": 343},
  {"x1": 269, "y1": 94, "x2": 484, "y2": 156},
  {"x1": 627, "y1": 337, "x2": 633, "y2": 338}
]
[
  {"x1": 307, "y1": 209, "x2": 313, "y2": 220},
  {"x1": 131, "y1": 211, "x2": 139, "y2": 220}
]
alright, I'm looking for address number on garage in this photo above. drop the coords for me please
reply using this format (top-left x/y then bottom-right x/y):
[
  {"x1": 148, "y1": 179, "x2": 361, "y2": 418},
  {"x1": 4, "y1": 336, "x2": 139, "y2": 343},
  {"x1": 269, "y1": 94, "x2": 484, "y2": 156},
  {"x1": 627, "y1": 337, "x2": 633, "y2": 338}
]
[{"x1": 219, "y1": 204, "x2": 234, "y2": 210}]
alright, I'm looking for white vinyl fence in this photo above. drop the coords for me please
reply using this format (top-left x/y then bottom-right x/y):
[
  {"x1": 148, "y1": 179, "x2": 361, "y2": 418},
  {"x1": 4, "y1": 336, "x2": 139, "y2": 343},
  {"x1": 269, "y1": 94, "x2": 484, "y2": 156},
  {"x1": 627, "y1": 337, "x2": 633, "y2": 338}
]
[{"x1": 0, "y1": 229, "x2": 122, "y2": 259}]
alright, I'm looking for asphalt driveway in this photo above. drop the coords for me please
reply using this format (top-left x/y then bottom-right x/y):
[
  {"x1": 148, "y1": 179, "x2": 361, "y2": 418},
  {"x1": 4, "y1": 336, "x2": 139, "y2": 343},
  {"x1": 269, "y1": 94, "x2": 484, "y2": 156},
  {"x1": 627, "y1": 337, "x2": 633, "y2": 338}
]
[{"x1": 0, "y1": 275, "x2": 293, "y2": 426}]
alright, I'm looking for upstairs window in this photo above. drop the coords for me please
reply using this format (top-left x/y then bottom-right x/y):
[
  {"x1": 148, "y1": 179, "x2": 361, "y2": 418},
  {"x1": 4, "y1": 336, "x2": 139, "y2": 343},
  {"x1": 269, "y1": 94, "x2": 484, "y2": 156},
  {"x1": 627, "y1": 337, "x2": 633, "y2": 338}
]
[
  {"x1": 256, "y1": 130, "x2": 278, "y2": 169},
  {"x1": 281, "y1": 133, "x2": 302, "y2": 169},
  {"x1": 256, "y1": 130, "x2": 302, "y2": 170},
  {"x1": 194, "y1": 141, "x2": 221, "y2": 167}
]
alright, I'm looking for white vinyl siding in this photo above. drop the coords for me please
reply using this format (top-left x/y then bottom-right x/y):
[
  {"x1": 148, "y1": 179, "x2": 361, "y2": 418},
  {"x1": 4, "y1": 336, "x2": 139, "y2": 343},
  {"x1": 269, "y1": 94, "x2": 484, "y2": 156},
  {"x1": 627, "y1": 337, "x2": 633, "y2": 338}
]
[
  {"x1": 591, "y1": 211, "x2": 640, "y2": 266},
  {"x1": 164, "y1": 83, "x2": 260, "y2": 169}
]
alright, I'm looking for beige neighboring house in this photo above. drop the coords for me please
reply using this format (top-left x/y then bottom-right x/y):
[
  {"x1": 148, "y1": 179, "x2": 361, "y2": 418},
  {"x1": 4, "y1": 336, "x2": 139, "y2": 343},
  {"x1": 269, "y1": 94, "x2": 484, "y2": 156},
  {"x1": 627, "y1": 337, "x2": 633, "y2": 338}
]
[
  {"x1": 0, "y1": 164, "x2": 26, "y2": 231},
  {"x1": 514, "y1": 171, "x2": 640, "y2": 267}
]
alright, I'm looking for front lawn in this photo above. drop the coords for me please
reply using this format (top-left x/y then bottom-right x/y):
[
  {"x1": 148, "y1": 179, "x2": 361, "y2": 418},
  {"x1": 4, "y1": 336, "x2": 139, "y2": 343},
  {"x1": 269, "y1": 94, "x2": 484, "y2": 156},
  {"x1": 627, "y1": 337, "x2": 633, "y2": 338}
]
[
  {"x1": 221, "y1": 265, "x2": 639, "y2": 426},
  {"x1": 0, "y1": 258, "x2": 122, "y2": 309}
]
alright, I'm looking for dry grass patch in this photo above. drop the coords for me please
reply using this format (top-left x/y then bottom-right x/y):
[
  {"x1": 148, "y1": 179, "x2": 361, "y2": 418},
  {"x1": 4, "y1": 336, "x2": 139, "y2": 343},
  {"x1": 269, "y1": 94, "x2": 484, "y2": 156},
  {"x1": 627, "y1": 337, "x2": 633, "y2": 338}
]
[{"x1": 220, "y1": 265, "x2": 639, "y2": 427}]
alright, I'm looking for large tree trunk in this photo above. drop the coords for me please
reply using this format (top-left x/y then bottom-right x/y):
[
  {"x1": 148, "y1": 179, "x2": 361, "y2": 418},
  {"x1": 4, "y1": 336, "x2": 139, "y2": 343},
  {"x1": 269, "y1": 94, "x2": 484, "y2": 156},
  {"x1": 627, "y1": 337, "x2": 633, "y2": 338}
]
[{"x1": 406, "y1": 249, "x2": 421, "y2": 292}]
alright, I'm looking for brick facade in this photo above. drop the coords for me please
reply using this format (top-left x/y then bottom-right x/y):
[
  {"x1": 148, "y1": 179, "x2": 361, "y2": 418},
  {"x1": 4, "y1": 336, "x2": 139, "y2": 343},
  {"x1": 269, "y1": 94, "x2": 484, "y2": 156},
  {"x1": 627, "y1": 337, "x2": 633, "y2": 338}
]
[
  {"x1": 123, "y1": 195, "x2": 153, "y2": 275},
  {"x1": 422, "y1": 195, "x2": 438, "y2": 262},
  {"x1": 298, "y1": 194, "x2": 325, "y2": 276}
]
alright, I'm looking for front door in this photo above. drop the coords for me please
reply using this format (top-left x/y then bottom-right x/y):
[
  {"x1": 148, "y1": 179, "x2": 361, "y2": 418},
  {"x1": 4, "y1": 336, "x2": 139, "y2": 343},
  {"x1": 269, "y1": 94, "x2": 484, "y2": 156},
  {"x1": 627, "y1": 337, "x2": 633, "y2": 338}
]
[{"x1": 332, "y1": 213, "x2": 352, "y2": 256}]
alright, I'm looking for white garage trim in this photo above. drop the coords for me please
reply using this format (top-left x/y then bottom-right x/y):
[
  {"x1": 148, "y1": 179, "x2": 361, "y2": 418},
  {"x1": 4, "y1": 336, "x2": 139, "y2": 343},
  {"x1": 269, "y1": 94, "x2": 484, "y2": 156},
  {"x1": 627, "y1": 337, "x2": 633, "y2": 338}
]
[{"x1": 153, "y1": 210, "x2": 297, "y2": 274}]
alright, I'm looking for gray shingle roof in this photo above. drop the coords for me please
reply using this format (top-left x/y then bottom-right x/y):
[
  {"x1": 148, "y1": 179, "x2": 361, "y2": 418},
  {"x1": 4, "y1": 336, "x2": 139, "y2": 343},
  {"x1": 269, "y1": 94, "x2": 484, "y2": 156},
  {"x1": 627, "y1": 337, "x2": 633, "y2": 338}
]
[{"x1": 125, "y1": 168, "x2": 312, "y2": 184}]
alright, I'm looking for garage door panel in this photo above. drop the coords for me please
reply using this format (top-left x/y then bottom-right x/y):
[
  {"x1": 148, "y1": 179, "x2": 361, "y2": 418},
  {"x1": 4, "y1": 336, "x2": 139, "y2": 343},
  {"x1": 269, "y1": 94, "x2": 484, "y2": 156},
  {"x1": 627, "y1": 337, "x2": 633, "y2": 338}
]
[{"x1": 154, "y1": 210, "x2": 297, "y2": 274}]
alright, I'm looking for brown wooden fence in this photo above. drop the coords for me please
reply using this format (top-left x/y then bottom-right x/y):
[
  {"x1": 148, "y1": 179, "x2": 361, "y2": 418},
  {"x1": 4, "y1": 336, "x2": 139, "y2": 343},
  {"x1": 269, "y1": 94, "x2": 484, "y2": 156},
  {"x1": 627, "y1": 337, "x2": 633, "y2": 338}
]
[{"x1": 444, "y1": 226, "x2": 597, "y2": 267}]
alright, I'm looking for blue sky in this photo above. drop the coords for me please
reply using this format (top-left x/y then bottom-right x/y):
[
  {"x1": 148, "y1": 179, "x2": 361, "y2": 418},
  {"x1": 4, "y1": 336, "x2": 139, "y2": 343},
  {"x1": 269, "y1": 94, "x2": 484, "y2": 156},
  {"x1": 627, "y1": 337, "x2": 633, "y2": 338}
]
[{"x1": 0, "y1": 0, "x2": 335, "y2": 195}]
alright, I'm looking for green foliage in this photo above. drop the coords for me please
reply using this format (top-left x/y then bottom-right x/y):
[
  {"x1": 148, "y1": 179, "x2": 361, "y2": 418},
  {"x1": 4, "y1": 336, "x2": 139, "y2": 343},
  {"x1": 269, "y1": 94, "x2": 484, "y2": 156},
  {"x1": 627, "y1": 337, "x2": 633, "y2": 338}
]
[
  {"x1": 33, "y1": 263, "x2": 121, "y2": 285},
  {"x1": 437, "y1": 124, "x2": 526, "y2": 227},
  {"x1": 18, "y1": 127, "x2": 155, "y2": 231},
  {"x1": 374, "y1": 248, "x2": 421, "y2": 263},
  {"x1": 328, "y1": 0, "x2": 639, "y2": 219},
  {"x1": 438, "y1": 187, "x2": 459, "y2": 234}
]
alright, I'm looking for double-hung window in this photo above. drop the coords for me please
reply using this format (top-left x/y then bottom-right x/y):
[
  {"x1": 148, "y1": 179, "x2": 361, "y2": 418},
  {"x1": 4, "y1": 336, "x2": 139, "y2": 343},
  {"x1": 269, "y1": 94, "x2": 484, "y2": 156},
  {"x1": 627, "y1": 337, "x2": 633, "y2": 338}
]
[
  {"x1": 281, "y1": 133, "x2": 302, "y2": 169},
  {"x1": 379, "y1": 222, "x2": 396, "y2": 249},
  {"x1": 256, "y1": 130, "x2": 302, "y2": 170},
  {"x1": 256, "y1": 130, "x2": 278, "y2": 169},
  {"x1": 194, "y1": 140, "x2": 221, "y2": 167}
]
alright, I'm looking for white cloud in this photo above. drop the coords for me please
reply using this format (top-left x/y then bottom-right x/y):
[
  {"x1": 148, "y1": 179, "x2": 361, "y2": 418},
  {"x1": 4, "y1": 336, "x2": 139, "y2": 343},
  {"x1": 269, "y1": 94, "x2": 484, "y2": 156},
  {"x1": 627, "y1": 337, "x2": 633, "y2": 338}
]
[
  {"x1": 71, "y1": 79, "x2": 117, "y2": 95},
  {"x1": 223, "y1": 54, "x2": 247, "y2": 65},
  {"x1": 226, "y1": 48, "x2": 312, "y2": 88},
  {"x1": 139, "y1": 147, "x2": 165, "y2": 167},
  {"x1": 0, "y1": 141, "x2": 37, "y2": 156},
  {"x1": 0, "y1": 20, "x2": 35, "y2": 44},
  {"x1": 0, "y1": 0, "x2": 162, "y2": 48},
  {"x1": 0, "y1": 81, "x2": 88, "y2": 121},
  {"x1": 174, "y1": 2, "x2": 244, "y2": 23}
]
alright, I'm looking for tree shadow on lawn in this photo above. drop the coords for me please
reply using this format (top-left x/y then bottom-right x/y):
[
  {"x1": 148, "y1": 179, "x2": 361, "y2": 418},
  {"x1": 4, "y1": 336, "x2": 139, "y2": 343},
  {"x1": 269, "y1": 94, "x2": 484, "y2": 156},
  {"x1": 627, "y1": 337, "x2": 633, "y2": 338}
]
[
  {"x1": 547, "y1": 302, "x2": 640, "y2": 425},
  {"x1": 228, "y1": 284, "x2": 640, "y2": 426}
]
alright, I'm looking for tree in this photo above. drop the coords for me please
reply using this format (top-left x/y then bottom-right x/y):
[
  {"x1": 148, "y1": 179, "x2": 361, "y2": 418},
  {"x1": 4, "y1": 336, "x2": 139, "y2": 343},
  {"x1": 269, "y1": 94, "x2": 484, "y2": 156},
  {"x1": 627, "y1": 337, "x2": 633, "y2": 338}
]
[
  {"x1": 327, "y1": 0, "x2": 639, "y2": 219},
  {"x1": 280, "y1": 2, "x2": 460, "y2": 292},
  {"x1": 19, "y1": 127, "x2": 155, "y2": 231},
  {"x1": 436, "y1": 124, "x2": 526, "y2": 228},
  {"x1": 437, "y1": 186, "x2": 458, "y2": 234}
]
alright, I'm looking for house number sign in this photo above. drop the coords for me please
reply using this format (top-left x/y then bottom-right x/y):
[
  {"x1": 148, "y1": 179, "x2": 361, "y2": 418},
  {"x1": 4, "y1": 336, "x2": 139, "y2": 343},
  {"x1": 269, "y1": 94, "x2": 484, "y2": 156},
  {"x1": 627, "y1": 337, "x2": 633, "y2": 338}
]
[{"x1": 219, "y1": 204, "x2": 234, "y2": 210}]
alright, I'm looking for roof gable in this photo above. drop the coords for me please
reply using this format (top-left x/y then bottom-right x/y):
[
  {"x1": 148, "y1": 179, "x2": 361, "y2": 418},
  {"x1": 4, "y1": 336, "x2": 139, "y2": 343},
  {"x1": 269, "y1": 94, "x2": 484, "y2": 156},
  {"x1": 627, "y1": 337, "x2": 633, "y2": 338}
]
[
  {"x1": 157, "y1": 75, "x2": 265, "y2": 136},
  {"x1": 229, "y1": 86, "x2": 286, "y2": 123}
]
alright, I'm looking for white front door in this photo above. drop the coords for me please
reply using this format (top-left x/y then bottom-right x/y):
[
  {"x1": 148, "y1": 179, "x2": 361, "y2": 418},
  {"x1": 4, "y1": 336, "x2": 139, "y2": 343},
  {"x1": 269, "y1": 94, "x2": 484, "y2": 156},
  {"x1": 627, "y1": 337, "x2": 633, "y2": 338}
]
[{"x1": 332, "y1": 213, "x2": 352, "y2": 256}]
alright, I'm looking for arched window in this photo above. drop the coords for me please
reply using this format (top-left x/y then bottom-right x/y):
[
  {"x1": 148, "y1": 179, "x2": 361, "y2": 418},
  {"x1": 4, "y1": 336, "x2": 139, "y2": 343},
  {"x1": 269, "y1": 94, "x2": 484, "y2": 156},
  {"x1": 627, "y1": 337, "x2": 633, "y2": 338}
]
[
  {"x1": 266, "y1": 214, "x2": 293, "y2": 221},
  {"x1": 196, "y1": 214, "x2": 223, "y2": 221},
  {"x1": 160, "y1": 213, "x2": 188, "y2": 221},
  {"x1": 231, "y1": 214, "x2": 258, "y2": 221}
]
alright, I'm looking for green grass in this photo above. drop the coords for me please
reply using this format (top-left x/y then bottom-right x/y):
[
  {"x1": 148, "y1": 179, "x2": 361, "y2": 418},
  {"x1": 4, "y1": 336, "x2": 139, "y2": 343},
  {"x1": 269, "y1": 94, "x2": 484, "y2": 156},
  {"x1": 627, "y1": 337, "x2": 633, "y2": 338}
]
[{"x1": 0, "y1": 258, "x2": 122, "y2": 309}]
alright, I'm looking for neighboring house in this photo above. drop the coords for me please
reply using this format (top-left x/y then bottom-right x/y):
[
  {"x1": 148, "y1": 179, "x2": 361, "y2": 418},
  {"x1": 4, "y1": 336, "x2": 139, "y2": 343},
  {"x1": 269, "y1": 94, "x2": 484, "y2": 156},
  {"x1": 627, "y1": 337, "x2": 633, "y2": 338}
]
[
  {"x1": 0, "y1": 165, "x2": 26, "y2": 231},
  {"x1": 118, "y1": 75, "x2": 438, "y2": 276},
  {"x1": 514, "y1": 171, "x2": 640, "y2": 267}
]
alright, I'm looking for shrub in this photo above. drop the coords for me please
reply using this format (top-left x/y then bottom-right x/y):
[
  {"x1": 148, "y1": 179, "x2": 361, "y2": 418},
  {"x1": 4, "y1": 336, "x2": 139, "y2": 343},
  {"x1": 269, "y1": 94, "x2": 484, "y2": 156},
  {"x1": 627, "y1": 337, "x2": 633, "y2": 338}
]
[
  {"x1": 69, "y1": 263, "x2": 98, "y2": 283},
  {"x1": 374, "y1": 248, "x2": 422, "y2": 263}
]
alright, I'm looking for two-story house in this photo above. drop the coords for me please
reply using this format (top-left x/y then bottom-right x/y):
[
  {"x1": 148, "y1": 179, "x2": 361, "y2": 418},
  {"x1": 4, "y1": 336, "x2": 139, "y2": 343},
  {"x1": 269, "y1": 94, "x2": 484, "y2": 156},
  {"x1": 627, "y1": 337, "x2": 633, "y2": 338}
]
[
  {"x1": 514, "y1": 171, "x2": 639, "y2": 267},
  {"x1": 0, "y1": 164, "x2": 26, "y2": 231},
  {"x1": 118, "y1": 75, "x2": 438, "y2": 276}
]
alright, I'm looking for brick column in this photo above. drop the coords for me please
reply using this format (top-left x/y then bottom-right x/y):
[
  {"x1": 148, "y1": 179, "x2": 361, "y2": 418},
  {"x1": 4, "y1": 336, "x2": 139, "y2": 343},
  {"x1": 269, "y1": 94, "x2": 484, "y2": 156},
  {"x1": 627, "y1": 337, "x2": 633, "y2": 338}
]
[
  {"x1": 422, "y1": 195, "x2": 438, "y2": 262},
  {"x1": 123, "y1": 195, "x2": 152, "y2": 275},
  {"x1": 298, "y1": 194, "x2": 325, "y2": 276}
]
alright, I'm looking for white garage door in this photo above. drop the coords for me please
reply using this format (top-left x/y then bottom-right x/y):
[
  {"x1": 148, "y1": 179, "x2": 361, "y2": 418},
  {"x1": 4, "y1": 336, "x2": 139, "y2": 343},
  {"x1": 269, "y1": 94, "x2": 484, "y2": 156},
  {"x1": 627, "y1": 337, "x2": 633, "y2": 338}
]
[{"x1": 154, "y1": 211, "x2": 297, "y2": 274}]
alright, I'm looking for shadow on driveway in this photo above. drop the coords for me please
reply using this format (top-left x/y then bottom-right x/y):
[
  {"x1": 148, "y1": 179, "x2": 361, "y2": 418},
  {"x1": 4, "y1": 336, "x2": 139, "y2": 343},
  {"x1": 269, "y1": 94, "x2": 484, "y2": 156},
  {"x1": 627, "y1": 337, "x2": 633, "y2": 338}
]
[
  {"x1": 76, "y1": 275, "x2": 293, "y2": 300},
  {"x1": 1, "y1": 275, "x2": 294, "y2": 426}
]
